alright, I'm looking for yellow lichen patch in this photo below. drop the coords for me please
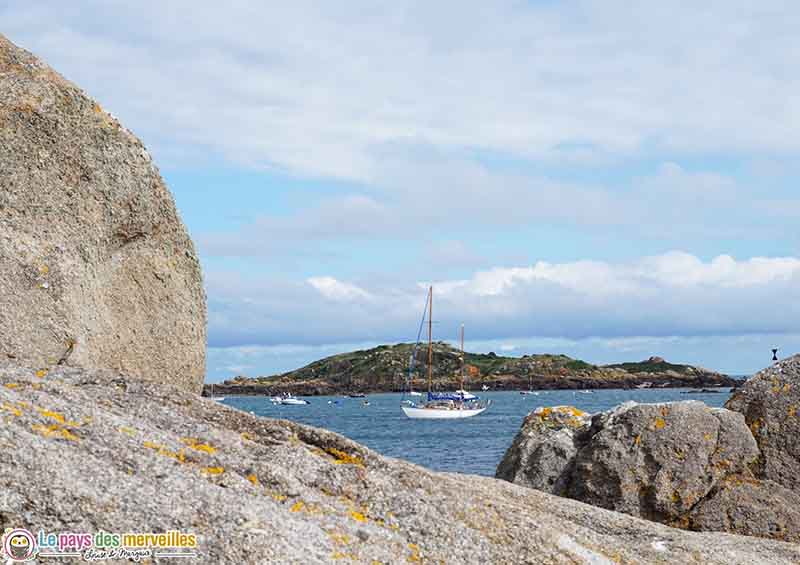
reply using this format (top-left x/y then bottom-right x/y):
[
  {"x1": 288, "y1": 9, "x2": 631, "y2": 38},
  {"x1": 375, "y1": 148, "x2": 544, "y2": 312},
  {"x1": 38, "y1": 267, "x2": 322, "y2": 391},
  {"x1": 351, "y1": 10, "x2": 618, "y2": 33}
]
[
  {"x1": 93, "y1": 102, "x2": 103, "y2": 114},
  {"x1": 538, "y1": 407, "x2": 553, "y2": 419},
  {"x1": 557, "y1": 406, "x2": 585, "y2": 417},
  {"x1": 180, "y1": 437, "x2": 218, "y2": 454},
  {"x1": 703, "y1": 432, "x2": 713, "y2": 441},
  {"x1": 247, "y1": 474, "x2": 260, "y2": 487},
  {"x1": 326, "y1": 448, "x2": 365, "y2": 467},
  {"x1": 2, "y1": 402, "x2": 21, "y2": 417},
  {"x1": 240, "y1": 432, "x2": 254, "y2": 441},
  {"x1": 328, "y1": 532, "x2": 351, "y2": 546},
  {"x1": 331, "y1": 551, "x2": 357, "y2": 560},
  {"x1": 201, "y1": 466, "x2": 225, "y2": 476},
  {"x1": 290, "y1": 501, "x2": 306, "y2": 513},
  {"x1": 654, "y1": 417, "x2": 666, "y2": 430},
  {"x1": 784, "y1": 383, "x2": 791, "y2": 392},
  {"x1": 31, "y1": 423, "x2": 79, "y2": 442},
  {"x1": 267, "y1": 491, "x2": 288, "y2": 502},
  {"x1": 749, "y1": 418, "x2": 762, "y2": 435},
  {"x1": 143, "y1": 440, "x2": 163, "y2": 450},
  {"x1": 118, "y1": 426, "x2": 137, "y2": 436},
  {"x1": 17, "y1": 401, "x2": 30, "y2": 409},
  {"x1": 35, "y1": 369, "x2": 47, "y2": 378},
  {"x1": 4, "y1": 383, "x2": 20, "y2": 389},
  {"x1": 789, "y1": 406, "x2": 797, "y2": 418},
  {"x1": 633, "y1": 434, "x2": 641, "y2": 446},
  {"x1": 349, "y1": 510, "x2": 368, "y2": 523},
  {"x1": 36, "y1": 408, "x2": 65, "y2": 424},
  {"x1": 407, "y1": 543, "x2": 422, "y2": 563},
  {"x1": 671, "y1": 491, "x2": 681, "y2": 503}
]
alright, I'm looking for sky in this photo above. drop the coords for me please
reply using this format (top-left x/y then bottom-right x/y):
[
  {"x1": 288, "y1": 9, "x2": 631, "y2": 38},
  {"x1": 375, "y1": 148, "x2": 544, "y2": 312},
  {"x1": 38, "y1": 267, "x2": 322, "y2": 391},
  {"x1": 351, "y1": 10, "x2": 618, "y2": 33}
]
[{"x1": 4, "y1": 1, "x2": 800, "y2": 380}]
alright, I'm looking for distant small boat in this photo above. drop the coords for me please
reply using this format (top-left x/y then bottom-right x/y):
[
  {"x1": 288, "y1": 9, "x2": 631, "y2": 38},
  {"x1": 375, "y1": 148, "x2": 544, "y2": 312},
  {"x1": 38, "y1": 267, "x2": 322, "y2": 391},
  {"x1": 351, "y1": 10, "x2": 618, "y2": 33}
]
[
  {"x1": 519, "y1": 375, "x2": 537, "y2": 395},
  {"x1": 271, "y1": 394, "x2": 309, "y2": 405},
  {"x1": 279, "y1": 396, "x2": 309, "y2": 405},
  {"x1": 481, "y1": 385, "x2": 489, "y2": 391},
  {"x1": 362, "y1": 400, "x2": 370, "y2": 406},
  {"x1": 635, "y1": 382, "x2": 653, "y2": 389},
  {"x1": 348, "y1": 393, "x2": 366, "y2": 398},
  {"x1": 408, "y1": 390, "x2": 423, "y2": 397}
]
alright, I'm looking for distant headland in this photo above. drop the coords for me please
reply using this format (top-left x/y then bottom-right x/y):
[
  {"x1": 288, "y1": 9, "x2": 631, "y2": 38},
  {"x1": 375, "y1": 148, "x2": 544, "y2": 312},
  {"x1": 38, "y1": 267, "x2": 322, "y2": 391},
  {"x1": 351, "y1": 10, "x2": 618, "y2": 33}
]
[{"x1": 204, "y1": 342, "x2": 738, "y2": 396}]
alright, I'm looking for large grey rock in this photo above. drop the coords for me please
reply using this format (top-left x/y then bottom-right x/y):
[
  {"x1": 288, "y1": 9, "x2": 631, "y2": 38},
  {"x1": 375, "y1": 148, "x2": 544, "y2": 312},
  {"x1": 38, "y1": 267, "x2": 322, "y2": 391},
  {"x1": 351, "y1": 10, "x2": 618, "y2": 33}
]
[
  {"x1": 689, "y1": 476, "x2": 800, "y2": 542},
  {"x1": 2, "y1": 366, "x2": 799, "y2": 564},
  {"x1": 496, "y1": 405, "x2": 591, "y2": 493},
  {"x1": 497, "y1": 400, "x2": 800, "y2": 542},
  {"x1": 569, "y1": 401, "x2": 759, "y2": 525},
  {"x1": 0, "y1": 34, "x2": 205, "y2": 393},
  {"x1": 726, "y1": 354, "x2": 800, "y2": 492}
]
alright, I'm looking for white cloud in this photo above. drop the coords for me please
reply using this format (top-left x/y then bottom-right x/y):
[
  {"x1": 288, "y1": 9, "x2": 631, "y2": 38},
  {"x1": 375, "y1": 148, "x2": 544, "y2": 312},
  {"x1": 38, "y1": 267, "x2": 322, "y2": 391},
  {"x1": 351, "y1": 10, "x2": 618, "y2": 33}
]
[
  {"x1": 307, "y1": 276, "x2": 372, "y2": 302},
  {"x1": 5, "y1": 1, "x2": 800, "y2": 177},
  {"x1": 204, "y1": 252, "x2": 800, "y2": 350}
]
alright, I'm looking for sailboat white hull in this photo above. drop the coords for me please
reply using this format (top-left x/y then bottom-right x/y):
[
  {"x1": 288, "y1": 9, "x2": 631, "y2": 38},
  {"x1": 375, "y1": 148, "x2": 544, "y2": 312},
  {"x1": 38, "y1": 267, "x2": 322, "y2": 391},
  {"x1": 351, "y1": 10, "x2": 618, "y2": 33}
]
[{"x1": 402, "y1": 405, "x2": 488, "y2": 419}]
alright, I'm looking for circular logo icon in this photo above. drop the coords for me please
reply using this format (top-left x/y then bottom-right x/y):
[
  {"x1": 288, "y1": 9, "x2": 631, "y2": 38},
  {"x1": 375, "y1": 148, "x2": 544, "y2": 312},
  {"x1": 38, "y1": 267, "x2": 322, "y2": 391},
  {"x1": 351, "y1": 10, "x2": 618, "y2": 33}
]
[{"x1": 3, "y1": 529, "x2": 36, "y2": 562}]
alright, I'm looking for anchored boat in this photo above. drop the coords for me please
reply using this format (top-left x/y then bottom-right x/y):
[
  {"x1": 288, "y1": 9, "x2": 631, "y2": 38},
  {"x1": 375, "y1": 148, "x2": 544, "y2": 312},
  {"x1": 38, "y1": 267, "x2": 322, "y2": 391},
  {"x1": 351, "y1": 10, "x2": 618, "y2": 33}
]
[{"x1": 401, "y1": 286, "x2": 490, "y2": 419}]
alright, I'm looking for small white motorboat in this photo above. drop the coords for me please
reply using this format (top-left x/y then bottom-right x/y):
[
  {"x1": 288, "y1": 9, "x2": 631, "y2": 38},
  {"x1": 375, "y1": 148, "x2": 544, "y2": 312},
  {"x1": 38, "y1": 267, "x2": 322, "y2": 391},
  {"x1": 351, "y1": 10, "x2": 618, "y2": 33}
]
[{"x1": 279, "y1": 396, "x2": 309, "y2": 405}]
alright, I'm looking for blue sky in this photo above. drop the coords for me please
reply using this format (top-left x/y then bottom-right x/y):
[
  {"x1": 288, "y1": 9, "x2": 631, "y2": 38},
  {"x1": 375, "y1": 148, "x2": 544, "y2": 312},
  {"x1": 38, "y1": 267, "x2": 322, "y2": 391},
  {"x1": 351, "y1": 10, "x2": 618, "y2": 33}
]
[{"x1": 5, "y1": 1, "x2": 800, "y2": 380}]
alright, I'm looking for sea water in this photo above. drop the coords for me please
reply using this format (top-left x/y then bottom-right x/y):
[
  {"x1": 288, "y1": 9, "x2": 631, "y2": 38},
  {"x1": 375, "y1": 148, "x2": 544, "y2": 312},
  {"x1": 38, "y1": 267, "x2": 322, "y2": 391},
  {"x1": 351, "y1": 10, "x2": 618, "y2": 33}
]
[{"x1": 221, "y1": 388, "x2": 732, "y2": 476}]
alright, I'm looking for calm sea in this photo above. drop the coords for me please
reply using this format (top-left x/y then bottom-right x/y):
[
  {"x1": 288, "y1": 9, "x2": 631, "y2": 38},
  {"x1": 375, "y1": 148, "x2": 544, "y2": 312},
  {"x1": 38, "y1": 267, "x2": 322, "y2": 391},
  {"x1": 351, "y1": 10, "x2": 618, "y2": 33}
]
[{"x1": 221, "y1": 388, "x2": 732, "y2": 477}]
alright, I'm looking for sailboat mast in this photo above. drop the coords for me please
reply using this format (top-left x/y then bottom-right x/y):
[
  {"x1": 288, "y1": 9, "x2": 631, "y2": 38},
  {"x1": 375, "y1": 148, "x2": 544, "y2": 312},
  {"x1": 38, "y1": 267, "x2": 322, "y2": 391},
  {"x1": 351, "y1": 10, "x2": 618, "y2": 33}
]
[
  {"x1": 460, "y1": 323, "x2": 465, "y2": 390},
  {"x1": 427, "y1": 286, "x2": 433, "y2": 393}
]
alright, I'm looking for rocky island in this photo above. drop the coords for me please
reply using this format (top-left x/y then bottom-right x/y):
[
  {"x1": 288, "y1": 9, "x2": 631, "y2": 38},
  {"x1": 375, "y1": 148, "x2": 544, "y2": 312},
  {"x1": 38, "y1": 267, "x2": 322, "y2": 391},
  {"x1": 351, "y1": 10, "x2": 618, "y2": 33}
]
[{"x1": 206, "y1": 342, "x2": 737, "y2": 396}]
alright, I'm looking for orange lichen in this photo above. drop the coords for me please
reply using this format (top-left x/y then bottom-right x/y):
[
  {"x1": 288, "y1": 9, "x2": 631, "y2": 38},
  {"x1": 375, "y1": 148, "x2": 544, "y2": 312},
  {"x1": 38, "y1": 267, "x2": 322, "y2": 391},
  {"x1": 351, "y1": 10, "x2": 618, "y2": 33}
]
[
  {"x1": 201, "y1": 466, "x2": 225, "y2": 476},
  {"x1": 118, "y1": 426, "x2": 137, "y2": 436},
  {"x1": 180, "y1": 437, "x2": 218, "y2": 454},
  {"x1": 654, "y1": 417, "x2": 666, "y2": 430},
  {"x1": 407, "y1": 543, "x2": 422, "y2": 563},
  {"x1": 241, "y1": 432, "x2": 254, "y2": 441},
  {"x1": 3, "y1": 383, "x2": 19, "y2": 389},
  {"x1": 35, "y1": 369, "x2": 47, "y2": 378},
  {"x1": 290, "y1": 501, "x2": 306, "y2": 513},
  {"x1": 31, "y1": 423, "x2": 78, "y2": 442},
  {"x1": 789, "y1": 406, "x2": 797, "y2": 418},
  {"x1": 634, "y1": 434, "x2": 641, "y2": 446},
  {"x1": 326, "y1": 448, "x2": 365, "y2": 467},
  {"x1": 247, "y1": 474, "x2": 260, "y2": 487}
]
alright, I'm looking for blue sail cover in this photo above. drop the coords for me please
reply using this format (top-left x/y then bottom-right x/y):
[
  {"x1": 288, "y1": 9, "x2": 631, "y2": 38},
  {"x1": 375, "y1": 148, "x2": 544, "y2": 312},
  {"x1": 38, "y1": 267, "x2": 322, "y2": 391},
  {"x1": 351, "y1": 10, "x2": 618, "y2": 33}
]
[{"x1": 427, "y1": 392, "x2": 479, "y2": 402}]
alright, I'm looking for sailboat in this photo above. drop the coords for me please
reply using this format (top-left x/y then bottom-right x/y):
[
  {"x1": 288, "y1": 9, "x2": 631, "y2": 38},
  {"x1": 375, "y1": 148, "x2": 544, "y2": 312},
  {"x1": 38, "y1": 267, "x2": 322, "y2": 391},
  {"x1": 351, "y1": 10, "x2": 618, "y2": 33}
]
[
  {"x1": 401, "y1": 287, "x2": 490, "y2": 420},
  {"x1": 210, "y1": 383, "x2": 225, "y2": 402},
  {"x1": 519, "y1": 375, "x2": 538, "y2": 396}
]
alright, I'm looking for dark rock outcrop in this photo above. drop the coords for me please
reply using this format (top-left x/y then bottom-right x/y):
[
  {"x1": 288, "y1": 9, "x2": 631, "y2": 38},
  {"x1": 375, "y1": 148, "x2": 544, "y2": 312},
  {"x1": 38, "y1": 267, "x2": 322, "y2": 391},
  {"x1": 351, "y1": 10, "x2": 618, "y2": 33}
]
[
  {"x1": 2, "y1": 365, "x2": 799, "y2": 564},
  {"x1": 725, "y1": 354, "x2": 800, "y2": 492},
  {"x1": 497, "y1": 400, "x2": 800, "y2": 542},
  {"x1": 0, "y1": 34, "x2": 206, "y2": 393}
]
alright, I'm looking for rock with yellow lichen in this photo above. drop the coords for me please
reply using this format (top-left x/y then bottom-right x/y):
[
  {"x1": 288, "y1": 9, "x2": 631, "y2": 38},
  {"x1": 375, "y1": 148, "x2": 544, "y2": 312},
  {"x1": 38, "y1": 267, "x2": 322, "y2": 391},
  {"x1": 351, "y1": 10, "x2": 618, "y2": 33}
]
[
  {"x1": 726, "y1": 353, "x2": 800, "y2": 492},
  {"x1": 498, "y1": 400, "x2": 800, "y2": 543},
  {"x1": 496, "y1": 406, "x2": 591, "y2": 493},
  {"x1": 0, "y1": 33, "x2": 205, "y2": 393},
  {"x1": 2, "y1": 365, "x2": 800, "y2": 564}
]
